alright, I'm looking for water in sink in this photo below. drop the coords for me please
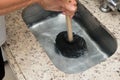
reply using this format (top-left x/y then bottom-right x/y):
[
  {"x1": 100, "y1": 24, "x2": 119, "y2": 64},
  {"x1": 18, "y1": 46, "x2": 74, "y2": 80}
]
[{"x1": 29, "y1": 14, "x2": 108, "y2": 73}]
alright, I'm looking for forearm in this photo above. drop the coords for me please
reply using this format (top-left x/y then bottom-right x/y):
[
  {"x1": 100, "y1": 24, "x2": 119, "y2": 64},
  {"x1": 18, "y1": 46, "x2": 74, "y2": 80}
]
[
  {"x1": 0, "y1": 0, "x2": 39, "y2": 15},
  {"x1": 0, "y1": 1, "x2": 32, "y2": 15},
  {"x1": 0, "y1": 0, "x2": 77, "y2": 17},
  {"x1": 0, "y1": 0, "x2": 30, "y2": 9}
]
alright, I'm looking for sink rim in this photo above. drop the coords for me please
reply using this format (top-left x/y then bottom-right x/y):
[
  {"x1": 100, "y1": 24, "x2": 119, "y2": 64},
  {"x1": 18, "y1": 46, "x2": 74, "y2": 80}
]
[{"x1": 22, "y1": 1, "x2": 118, "y2": 73}]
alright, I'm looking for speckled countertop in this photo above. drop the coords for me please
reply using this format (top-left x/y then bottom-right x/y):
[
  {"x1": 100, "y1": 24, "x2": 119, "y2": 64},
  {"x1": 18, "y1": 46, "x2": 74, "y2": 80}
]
[{"x1": 2, "y1": 0, "x2": 120, "y2": 80}]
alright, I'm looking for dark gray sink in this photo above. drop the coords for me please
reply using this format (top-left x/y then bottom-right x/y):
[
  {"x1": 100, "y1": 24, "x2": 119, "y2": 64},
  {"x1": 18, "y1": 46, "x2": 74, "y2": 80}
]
[{"x1": 22, "y1": 2, "x2": 117, "y2": 74}]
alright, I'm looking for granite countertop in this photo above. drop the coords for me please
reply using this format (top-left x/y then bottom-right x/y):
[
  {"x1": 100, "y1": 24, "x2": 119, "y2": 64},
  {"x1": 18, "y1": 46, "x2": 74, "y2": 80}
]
[{"x1": 2, "y1": 0, "x2": 120, "y2": 80}]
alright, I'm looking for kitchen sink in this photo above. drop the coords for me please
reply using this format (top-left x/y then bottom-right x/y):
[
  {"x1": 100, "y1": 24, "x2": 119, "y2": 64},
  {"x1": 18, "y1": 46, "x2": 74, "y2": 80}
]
[{"x1": 22, "y1": 2, "x2": 117, "y2": 73}]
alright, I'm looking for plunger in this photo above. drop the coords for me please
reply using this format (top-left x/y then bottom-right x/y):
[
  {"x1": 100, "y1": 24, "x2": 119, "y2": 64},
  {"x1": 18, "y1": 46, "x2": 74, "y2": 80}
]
[{"x1": 55, "y1": 15, "x2": 87, "y2": 58}]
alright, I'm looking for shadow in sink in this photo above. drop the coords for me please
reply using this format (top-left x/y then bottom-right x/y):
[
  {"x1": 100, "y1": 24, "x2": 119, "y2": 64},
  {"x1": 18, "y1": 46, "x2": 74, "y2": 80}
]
[{"x1": 22, "y1": 2, "x2": 117, "y2": 73}]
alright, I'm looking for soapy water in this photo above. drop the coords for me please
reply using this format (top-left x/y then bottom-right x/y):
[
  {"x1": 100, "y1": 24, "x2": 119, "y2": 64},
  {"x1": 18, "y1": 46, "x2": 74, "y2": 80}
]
[{"x1": 30, "y1": 14, "x2": 108, "y2": 73}]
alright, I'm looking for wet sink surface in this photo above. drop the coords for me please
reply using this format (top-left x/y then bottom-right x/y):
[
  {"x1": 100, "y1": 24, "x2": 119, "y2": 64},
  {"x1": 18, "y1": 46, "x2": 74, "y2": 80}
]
[{"x1": 22, "y1": 2, "x2": 117, "y2": 73}]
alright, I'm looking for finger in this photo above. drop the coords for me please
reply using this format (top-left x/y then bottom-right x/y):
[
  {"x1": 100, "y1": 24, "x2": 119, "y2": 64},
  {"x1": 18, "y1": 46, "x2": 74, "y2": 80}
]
[
  {"x1": 62, "y1": 5, "x2": 77, "y2": 16},
  {"x1": 64, "y1": 1, "x2": 77, "y2": 14},
  {"x1": 62, "y1": 9, "x2": 74, "y2": 18}
]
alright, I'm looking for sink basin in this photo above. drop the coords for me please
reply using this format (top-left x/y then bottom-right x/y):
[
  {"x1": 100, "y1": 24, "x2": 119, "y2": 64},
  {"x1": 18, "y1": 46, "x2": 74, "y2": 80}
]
[{"x1": 22, "y1": 2, "x2": 117, "y2": 73}]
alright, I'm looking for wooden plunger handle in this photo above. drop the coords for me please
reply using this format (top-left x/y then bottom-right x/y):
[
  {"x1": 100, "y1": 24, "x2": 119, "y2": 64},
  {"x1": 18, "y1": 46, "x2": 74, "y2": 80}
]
[{"x1": 66, "y1": 15, "x2": 73, "y2": 42}]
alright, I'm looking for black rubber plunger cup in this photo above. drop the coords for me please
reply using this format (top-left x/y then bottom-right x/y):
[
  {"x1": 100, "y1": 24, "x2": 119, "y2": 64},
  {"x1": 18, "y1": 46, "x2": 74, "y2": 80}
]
[{"x1": 55, "y1": 16, "x2": 87, "y2": 58}]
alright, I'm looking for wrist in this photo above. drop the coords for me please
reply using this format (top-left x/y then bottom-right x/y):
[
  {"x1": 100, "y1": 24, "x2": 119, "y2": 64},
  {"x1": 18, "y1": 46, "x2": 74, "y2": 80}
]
[
  {"x1": 29, "y1": 0, "x2": 38, "y2": 4},
  {"x1": 31, "y1": 0, "x2": 46, "y2": 8},
  {"x1": 31, "y1": 0, "x2": 41, "y2": 4}
]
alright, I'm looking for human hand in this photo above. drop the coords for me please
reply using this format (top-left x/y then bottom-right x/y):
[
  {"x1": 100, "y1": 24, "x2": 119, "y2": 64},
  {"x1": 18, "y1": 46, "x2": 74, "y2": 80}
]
[{"x1": 37, "y1": 0, "x2": 77, "y2": 18}]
